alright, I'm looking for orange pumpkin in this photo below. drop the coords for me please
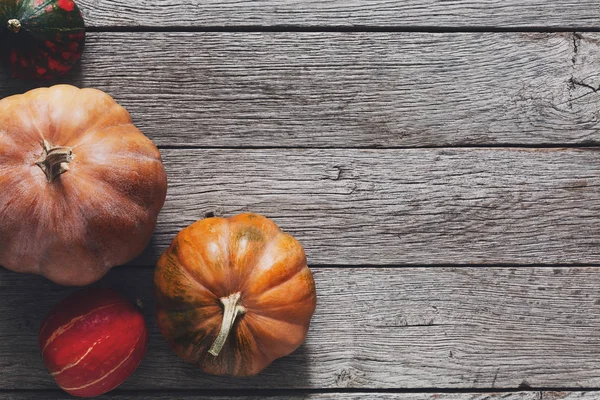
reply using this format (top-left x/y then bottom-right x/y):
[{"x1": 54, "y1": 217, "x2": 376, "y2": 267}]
[
  {"x1": 155, "y1": 213, "x2": 317, "y2": 376},
  {"x1": 0, "y1": 85, "x2": 167, "y2": 286}
]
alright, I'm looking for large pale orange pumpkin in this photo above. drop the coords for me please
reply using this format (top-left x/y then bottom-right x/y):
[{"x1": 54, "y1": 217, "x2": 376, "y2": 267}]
[
  {"x1": 0, "y1": 85, "x2": 167, "y2": 286},
  {"x1": 155, "y1": 213, "x2": 317, "y2": 376}
]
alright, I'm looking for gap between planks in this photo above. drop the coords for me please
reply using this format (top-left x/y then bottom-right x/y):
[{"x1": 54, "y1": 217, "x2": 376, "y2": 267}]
[{"x1": 85, "y1": 26, "x2": 600, "y2": 33}]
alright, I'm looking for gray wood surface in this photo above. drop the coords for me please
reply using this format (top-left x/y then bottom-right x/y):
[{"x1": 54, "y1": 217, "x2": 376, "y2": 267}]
[
  {"x1": 127, "y1": 147, "x2": 600, "y2": 266},
  {"x1": 541, "y1": 393, "x2": 600, "y2": 399},
  {"x1": 3, "y1": 32, "x2": 600, "y2": 147},
  {"x1": 3, "y1": 0, "x2": 600, "y2": 396},
  {"x1": 0, "y1": 391, "x2": 551, "y2": 399},
  {"x1": 1, "y1": 391, "x2": 597, "y2": 399},
  {"x1": 75, "y1": 0, "x2": 600, "y2": 29},
  {"x1": 0, "y1": 391, "x2": 597, "y2": 399},
  {"x1": 3, "y1": 266, "x2": 600, "y2": 390}
]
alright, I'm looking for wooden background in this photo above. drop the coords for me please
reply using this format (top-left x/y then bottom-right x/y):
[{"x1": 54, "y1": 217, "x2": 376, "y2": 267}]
[{"x1": 2, "y1": 1, "x2": 600, "y2": 399}]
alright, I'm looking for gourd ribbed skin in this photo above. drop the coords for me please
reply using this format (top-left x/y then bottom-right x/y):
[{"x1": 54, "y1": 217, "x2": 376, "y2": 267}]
[
  {"x1": 155, "y1": 213, "x2": 317, "y2": 376},
  {"x1": 39, "y1": 288, "x2": 148, "y2": 397},
  {"x1": 0, "y1": 85, "x2": 167, "y2": 286}
]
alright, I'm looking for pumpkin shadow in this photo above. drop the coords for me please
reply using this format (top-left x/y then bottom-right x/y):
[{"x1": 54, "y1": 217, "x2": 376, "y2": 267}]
[
  {"x1": 235, "y1": 342, "x2": 312, "y2": 389},
  {"x1": 0, "y1": 269, "x2": 82, "y2": 386},
  {"x1": 270, "y1": 343, "x2": 312, "y2": 388},
  {"x1": 126, "y1": 234, "x2": 164, "y2": 267}
]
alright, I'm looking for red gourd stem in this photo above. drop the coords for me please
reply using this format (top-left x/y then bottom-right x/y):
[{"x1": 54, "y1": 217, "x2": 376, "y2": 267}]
[
  {"x1": 7, "y1": 19, "x2": 20, "y2": 33},
  {"x1": 208, "y1": 292, "x2": 246, "y2": 357},
  {"x1": 36, "y1": 140, "x2": 74, "y2": 183}
]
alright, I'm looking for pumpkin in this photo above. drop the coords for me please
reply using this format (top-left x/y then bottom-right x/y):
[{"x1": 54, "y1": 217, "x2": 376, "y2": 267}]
[
  {"x1": 155, "y1": 213, "x2": 317, "y2": 376},
  {"x1": 0, "y1": 0, "x2": 84, "y2": 79},
  {"x1": 39, "y1": 287, "x2": 148, "y2": 397},
  {"x1": 0, "y1": 84, "x2": 167, "y2": 286}
]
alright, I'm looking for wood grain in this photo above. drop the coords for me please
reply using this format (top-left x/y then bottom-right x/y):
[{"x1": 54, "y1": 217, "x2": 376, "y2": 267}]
[
  {"x1": 0, "y1": 391, "x2": 547, "y2": 399},
  {"x1": 3, "y1": 267, "x2": 600, "y2": 389},
  {"x1": 75, "y1": 0, "x2": 600, "y2": 29},
  {"x1": 541, "y1": 393, "x2": 600, "y2": 399},
  {"x1": 3, "y1": 32, "x2": 600, "y2": 147},
  {"x1": 126, "y1": 147, "x2": 600, "y2": 266},
  {"x1": 2, "y1": 391, "x2": 597, "y2": 399}
]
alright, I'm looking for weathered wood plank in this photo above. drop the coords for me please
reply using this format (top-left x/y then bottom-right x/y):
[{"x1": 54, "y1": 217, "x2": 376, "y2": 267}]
[
  {"x1": 75, "y1": 0, "x2": 600, "y2": 29},
  {"x1": 541, "y1": 393, "x2": 600, "y2": 399},
  {"x1": 128, "y1": 147, "x2": 600, "y2": 265},
  {"x1": 3, "y1": 32, "x2": 600, "y2": 147},
  {"x1": 0, "y1": 391, "x2": 546, "y2": 399},
  {"x1": 1, "y1": 392, "x2": 597, "y2": 399},
  {"x1": 3, "y1": 267, "x2": 600, "y2": 389}
]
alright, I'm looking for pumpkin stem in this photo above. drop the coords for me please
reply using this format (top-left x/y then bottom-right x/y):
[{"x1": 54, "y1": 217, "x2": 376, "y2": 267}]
[
  {"x1": 7, "y1": 19, "x2": 21, "y2": 33},
  {"x1": 209, "y1": 292, "x2": 246, "y2": 357},
  {"x1": 36, "y1": 140, "x2": 75, "y2": 183}
]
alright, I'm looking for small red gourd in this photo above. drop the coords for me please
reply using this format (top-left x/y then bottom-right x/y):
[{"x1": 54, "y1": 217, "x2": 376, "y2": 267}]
[
  {"x1": 39, "y1": 288, "x2": 147, "y2": 397},
  {"x1": 0, "y1": 85, "x2": 167, "y2": 286},
  {"x1": 155, "y1": 213, "x2": 317, "y2": 376},
  {"x1": 0, "y1": 0, "x2": 85, "y2": 79}
]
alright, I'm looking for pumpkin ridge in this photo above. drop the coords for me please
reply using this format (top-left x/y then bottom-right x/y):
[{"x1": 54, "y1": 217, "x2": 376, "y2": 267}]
[
  {"x1": 0, "y1": 131, "x2": 18, "y2": 154},
  {"x1": 248, "y1": 294, "x2": 310, "y2": 326},
  {"x1": 75, "y1": 131, "x2": 162, "y2": 165},
  {"x1": 161, "y1": 301, "x2": 214, "y2": 313},
  {"x1": 248, "y1": 311, "x2": 306, "y2": 327},
  {"x1": 60, "y1": 84, "x2": 82, "y2": 137},
  {"x1": 174, "y1": 219, "x2": 232, "y2": 296},
  {"x1": 67, "y1": 100, "x2": 134, "y2": 147},
  {"x1": 168, "y1": 238, "x2": 220, "y2": 299},
  {"x1": 230, "y1": 319, "x2": 258, "y2": 376},
  {"x1": 24, "y1": 101, "x2": 46, "y2": 143},
  {"x1": 70, "y1": 166, "x2": 155, "y2": 216},
  {"x1": 92, "y1": 150, "x2": 163, "y2": 165},
  {"x1": 222, "y1": 219, "x2": 233, "y2": 291},
  {"x1": 167, "y1": 316, "x2": 219, "y2": 363},
  {"x1": 0, "y1": 181, "x2": 61, "y2": 269},
  {"x1": 71, "y1": 121, "x2": 134, "y2": 149},
  {"x1": 245, "y1": 261, "x2": 308, "y2": 302},
  {"x1": 245, "y1": 267, "x2": 316, "y2": 326},
  {"x1": 249, "y1": 293, "x2": 315, "y2": 314},
  {"x1": 248, "y1": 314, "x2": 310, "y2": 355},
  {"x1": 164, "y1": 304, "x2": 221, "y2": 319},
  {"x1": 65, "y1": 185, "x2": 111, "y2": 266},
  {"x1": 0, "y1": 178, "x2": 22, "y2": 216},
  {"x1": 76, "y1": 177, "x2": 149, "y2": 222},
  {"x1": 237, "y1": 230, "x2": 281, "y2": 294},
  {"x1": 240, "y1": 319, "x2": 270, "y2": 364},
  {"x1": 173, "y1": 313, "x2": 221, "y2": 343},
  {"x1": 35, "y1": 85, "x2": 81, "y2": 143}
]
